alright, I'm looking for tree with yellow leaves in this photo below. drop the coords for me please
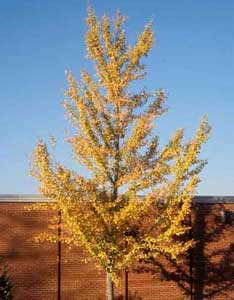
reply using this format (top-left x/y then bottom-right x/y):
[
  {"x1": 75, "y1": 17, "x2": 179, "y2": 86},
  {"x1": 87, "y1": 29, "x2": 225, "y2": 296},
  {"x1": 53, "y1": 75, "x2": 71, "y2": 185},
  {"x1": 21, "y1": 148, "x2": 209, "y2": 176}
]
[{"x1": 30, "y1": 7, "x2": 210, "y2": 300}]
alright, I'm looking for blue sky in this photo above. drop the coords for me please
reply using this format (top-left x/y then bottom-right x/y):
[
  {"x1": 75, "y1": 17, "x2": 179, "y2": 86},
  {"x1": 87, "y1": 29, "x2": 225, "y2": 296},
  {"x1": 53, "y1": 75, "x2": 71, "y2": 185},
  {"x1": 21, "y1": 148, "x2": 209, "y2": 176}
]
[{"x1": 0, "y1": 0, "x2": 233, "y2": 195}]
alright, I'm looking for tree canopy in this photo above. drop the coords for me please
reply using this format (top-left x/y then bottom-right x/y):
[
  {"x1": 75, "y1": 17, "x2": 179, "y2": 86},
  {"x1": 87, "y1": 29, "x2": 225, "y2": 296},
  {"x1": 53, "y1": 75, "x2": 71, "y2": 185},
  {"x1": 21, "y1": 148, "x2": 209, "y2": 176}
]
[{"x1": 30, "y1": 7, "x2": 210, "y2": 300}]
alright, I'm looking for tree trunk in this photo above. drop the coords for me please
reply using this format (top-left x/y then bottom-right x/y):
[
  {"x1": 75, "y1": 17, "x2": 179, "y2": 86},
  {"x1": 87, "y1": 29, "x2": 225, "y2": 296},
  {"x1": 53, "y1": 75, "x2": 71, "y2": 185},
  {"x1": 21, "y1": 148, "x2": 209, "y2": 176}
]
[
  {"x1": 125, "y1": 270, "x2": 128, "y2": 300},
  {"x1": 106, "y1": 272, "x2": 114, "y2": 300}
]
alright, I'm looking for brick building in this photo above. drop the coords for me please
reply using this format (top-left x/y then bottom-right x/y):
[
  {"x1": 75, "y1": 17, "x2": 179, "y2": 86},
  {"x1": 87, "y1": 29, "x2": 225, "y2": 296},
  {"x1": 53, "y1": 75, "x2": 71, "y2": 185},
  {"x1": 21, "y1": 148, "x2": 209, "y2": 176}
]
[{"x1": 1, "y1": 195, "x2": 234, "y2": 300}]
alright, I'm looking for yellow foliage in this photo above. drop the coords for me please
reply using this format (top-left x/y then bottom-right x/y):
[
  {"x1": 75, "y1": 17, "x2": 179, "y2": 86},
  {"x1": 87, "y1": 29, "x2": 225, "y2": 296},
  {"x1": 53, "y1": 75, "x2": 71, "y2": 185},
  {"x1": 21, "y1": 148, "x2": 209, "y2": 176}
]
[{"x1": 29, "y1": 7, "x2": 211, "y2": 282}]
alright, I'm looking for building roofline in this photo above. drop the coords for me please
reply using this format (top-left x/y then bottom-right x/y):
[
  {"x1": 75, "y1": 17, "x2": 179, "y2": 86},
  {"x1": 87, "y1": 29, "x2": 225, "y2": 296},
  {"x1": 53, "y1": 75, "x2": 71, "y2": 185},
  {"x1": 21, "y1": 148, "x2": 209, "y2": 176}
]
[
  {"x1": 193, "y1": 196, "x2": 234, "y2": 204},
  {"x1": 0, "y1": 194, "x2": 234, "y2": 204},
  {"x1": 0, "y1": 194, "x2": 49, "y2": 203}
]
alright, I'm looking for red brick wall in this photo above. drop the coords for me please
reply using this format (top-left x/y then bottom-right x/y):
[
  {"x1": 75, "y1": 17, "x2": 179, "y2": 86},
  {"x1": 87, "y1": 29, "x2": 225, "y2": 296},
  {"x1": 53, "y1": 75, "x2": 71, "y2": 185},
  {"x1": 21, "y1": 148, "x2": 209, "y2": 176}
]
[
  {"x1": 1, "y1": 202, "x2": 234, "y2": 300},
  {"x1": 191, "y1": 203, "x2": 234, "y2": 300},
  {"x1": 0, "y1": 203, "x2": 57, "y2": 300}
]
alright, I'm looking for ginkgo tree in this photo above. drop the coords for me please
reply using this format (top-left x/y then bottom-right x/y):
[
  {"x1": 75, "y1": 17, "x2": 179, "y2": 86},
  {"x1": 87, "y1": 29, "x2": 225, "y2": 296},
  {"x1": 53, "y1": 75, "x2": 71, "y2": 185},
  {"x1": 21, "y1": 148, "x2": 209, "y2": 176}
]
[{"x1": 30, "y1": 7, "x2": 210, "y2": 300}]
